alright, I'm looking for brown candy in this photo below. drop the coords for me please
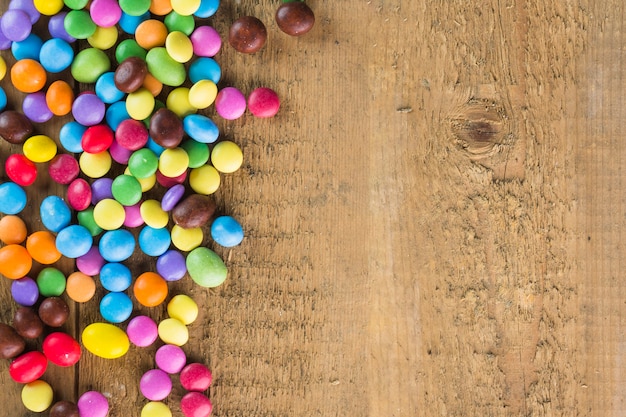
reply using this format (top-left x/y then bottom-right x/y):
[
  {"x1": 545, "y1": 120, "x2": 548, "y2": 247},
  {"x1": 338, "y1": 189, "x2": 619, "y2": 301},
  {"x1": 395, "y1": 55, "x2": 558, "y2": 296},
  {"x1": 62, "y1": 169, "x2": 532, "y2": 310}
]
[
  {"x1": 114, "y1": 56, "x2": 148, "y2": 93},
  {"x1": 13, "y1": 306, "x2": 44, "y2": 339},
  {"x1": 172, "y1": 194, "x2": 217, "y2": 229},
  {"x1": 275, "y1": 2, "x2": 315, "y2": 36},
  {"x1": 0, "y1": 323, "x2": 26, "y2": 359},
  {"x1": 38, "y1": 297, "x2": 70, "y2": 328},
  {"x1": 0, "y1": 110, "x2": 34, "y2": 144},
  {"x1": 149, "y1": 108, "x2": 184, "y2": 148},
  {"x1": 50, "y1": 401, "x2": 80, "y2": 417},
  {"x1": 228, "y1": 16, "x2": 267, "y2": 54}
]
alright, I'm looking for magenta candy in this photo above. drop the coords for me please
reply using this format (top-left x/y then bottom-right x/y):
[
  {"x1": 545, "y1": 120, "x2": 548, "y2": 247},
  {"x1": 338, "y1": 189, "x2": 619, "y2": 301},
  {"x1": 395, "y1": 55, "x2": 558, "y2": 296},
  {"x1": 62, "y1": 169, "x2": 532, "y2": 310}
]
[
  {"x1": 72, "y1": 93, "x2": 106, "y2": 126},
  {"x1": 156, "y1": 169, "x2": 187, "y2": 188},
  {"x1": 248, "y1": 87, "x2": 280, "y2": 118},
  {"x1": 42, "y1": 332, "x2": 81, "y2": 367},
  {"x1": 9, "y1": 350, "x2": 47, "y2": 383},
  {"x1": 49, "y1": 153, "x2": 80, "y2": 184},
  {"x1": 180, "y1": 392, "x2": 213, "y2": 417},
  {"x1": 123, "y1": 202, "x2": 144, "y2": 228},
  {"x1": 109, "y1": 138, "x2": 133, "y2": 164},
  {"x1": 78, "y1": 391, "x2": 109, "y2": 417},
  {"x1": 191, "y1": 26, "x2": 221, "y2": 57},
  {"x1": 89, "y1": 0, "x2": 122, "y2": 27},
  {"x1": 126, "y1": 315, "x2": 158, "y2": 347},
  {"x1": 215, "y1": 87, "x2": 246, "y2": 120},
  {"x1": 82, "y1": 124, "x2": 114, "y2": 153},
  {"x1": 67, "y1": 178, "x2": 92, "y2": 211},
  {"x1": 155, "y1": 344, "x2": 187, "y2": 374},
  {"x1": 23, "y1": 92, "x2": 53, "y2": 123},
  {"x1": 140, "y1": 369, "x2": 173, "y2": 401},
  {"x1": 5, "y1": 153, "x2": 37, "y2": 186},
  {"x1": 76, "y1": 246, "x2": 105, "y2": 275},
  {"x1": 180, "y1": 363, "x2": 212, "y2": 392},
  {"x1": 115, "y1": 119, "x2": 149, "y2": 151},
  {"x1": 161, "y1": 184, "x2": 185, "y2": 211}
]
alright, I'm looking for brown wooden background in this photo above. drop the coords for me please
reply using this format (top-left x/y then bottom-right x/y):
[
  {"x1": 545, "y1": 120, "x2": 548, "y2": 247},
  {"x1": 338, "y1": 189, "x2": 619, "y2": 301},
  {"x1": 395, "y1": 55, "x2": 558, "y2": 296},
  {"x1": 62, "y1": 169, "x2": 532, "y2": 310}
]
[{"x1": 0, "y1": 0, "x2": 624, "y2": 416}]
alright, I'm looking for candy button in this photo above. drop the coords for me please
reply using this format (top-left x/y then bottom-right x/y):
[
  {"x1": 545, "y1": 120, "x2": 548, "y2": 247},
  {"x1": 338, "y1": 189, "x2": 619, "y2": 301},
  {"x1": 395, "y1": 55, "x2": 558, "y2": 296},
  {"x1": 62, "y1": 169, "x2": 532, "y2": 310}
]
[
  {"x1": 119, "y1": 0, "x2": 151, "y2": 16},
  {"x1": 5, "y1": 154, "x2": 37, "y2": 186},
  {"x1": 211, "y1": 215, "x2": 244, "y2": 247},
  {"x1": 126, "y1": 315, "x2": 158, "y2": 347},
  {"x1": 143, "y1": 72, "x2": 163, "y2": 96},
  {"x1": 71, "y1": 48, "x2": 110, "y2": 83},
  {"x1": 0, "y1": 56, "x2": 6, "y2": 79},
  {"x1": 0, "y1": 110, "x2": 34, "y2": 145},
  {"x1": 50, "y1": 401, "x2": 80, "y2": 417},
  {"x1": 150, "y1": 0, "x2": 173, "y2": 15},
  {"x1": 90, "y1": 0, "x2": 122, "y2": 27},
  {"x1": 0, "y1": 182, "x2": 27, "y2": 214},
  {"x1": 116, "y1": 119, "x2": 149, "y2": 150},
  {"x1": 157, "y1": 169, "x2": 187, "y2": 188},
  {"x1": 22, "y1": 92, "x2": 53, "y2": 123},
  {"x1": 48, "y1": 12, "x2": 75, "y2": 42},
  {"x1": 96, "y1": 72, "x2": 125, "y2": 104},
  {"x1": 134, "y1": 271, "x2": 168, "y2": 307},
  {"x1": 0, "y1": 215, "x2": 27, "y2": 244},
  {"x1": 79, "y1": 150, "x2": 112, "y2": 178},
  {"x1": 141, "y1": 369, "x2": 173, "y2": 401},
  {"x1": 66, "y1": 271, "x2": 96, "y2": 302},
  {"x1": 55, "y1": 225, "x2": 93, "y2": 258},
  {"x1": 109, "y1": 139, "x2": 133, "y2": 164},
  {"x1": 76, "y1": 246, "x2": 105, "y2": 275},
  {"x1": 188, "y1": 80, "x2": 217, "y2": 109},
  {"x1": 0, "y1": 86, "x2": 6, "y2": 111},
  {"x1": 11, "y1": 277, "x2": 38, "y2": 306},
  {"x1": 36, "y1": 267, "x2": 65, "y2": 296},
  {"x1": 64, "y1": 9, "x2": 97, "y2": 39},
  {"x1": 140, "y1": 200, "x2": 169, "y2": 229},
  {"x1": 115, "y1": 56, "x2": 148, "y2": 93},
  {"x1": 124, "y1": 202, "x2": 145, "y2": 228},
  {"x1": 248, "y1": 87, "x2": 280, "y2": 118},
  {"x1": 82, "y1": 323, "x2": 130, "y2": 359},
  {"x1": 67, "y1": 178, "x2": 92, "y2": 211},
  {"x1": 146, "y1": 47, "x2": 186, "y2": 87},
  {"x1": 40, "y1": 195, "x2": 71, "y2": 232},
  {"x1": 91, "y1": 178, "x2": 113, "y2": 203},
  {"x1": 166, "y1": 31, "x2": 193, "y2": 63},
  {"x1": 228, "y1": 16, "x2": 266, "y2": 54},
  {"x1": 183, "y1": 114, "x2": 219, "y2": 143},
  {"x1": 149, "y1": 107, "x2": 184, "y2": 148},
  {"x1": 82, "y1": 124, "x2": 114, "y2": 154},
  {"x1": 168, "y1": 294, "x2": 199, "y2": 325},
  {"x1": 99, "y1": 262, "x2": 132, "y2": 292},
  {"x1": 138, "y1": 225, "x2": 171, "y2": 256},
  {"x1": 34, "y1": 0, "x2": 63, "y2": 14},
  {"x1": 181, "y1": 139, "x2": 210, "y2": 168},
  {"x1": 129, "y1": 169, "x2": 157, "y2": 192},
  {"x1": 215, "y1": 86, "x2": 246, "y2": 120},
  {"x1": 127, "y1": 87, "x2": 155, "y2": 120},
  {"x1": 159, "y1": 148, "x2": 189, "y2": 178},
  {"x1": 77, "y1": 208, "x2": 104, "y2": 236},
  {"x1": 142, "y1": 401, "x2": 173, "y2": 417},
  {"x1": 111, "y1": 174, "x2": 143, "y2": 206},
  {"x1": 128, "y1": 148, "x2": 159, "y2": 179},
  {"x1": 12, "y1": 33, "x2": 43, "y2": 60},
  {"x1": 21, "y1": 380, "x2": 53, "y2": 412},
  {"x1": 147, "y1": 134, "x2": 167, "y2": 156},
  {"x1": 180, "y1": 363, "x2": 212, "y2": 391},
  {"x1": 64, "y1": 0, "x2": 89, "y2": 9},
  {"x1": 1, "y1": 9, "x2": 32, "y2": 41},
  {"x1": 171, "y1": 0, "x2": 200, "y2": 15},
  {"x1": 211, "y1": 140, "x2": 243, "y2": 173},
  {"x1": 158, "y1": 317, "x2": 188, "y2": 346},
  {"x1": 189, "y1": 165, "x2": 220, "y2": 195},
  {"x1": 189, "y1": 57, "x2": 221, "y2": 84},
  {"x1": 157, "y1": 249, "x2": 187, "y2": 281},
  {"x1": 0, "y1": 244, "x2": 32, "y2": 279},
  {"x1": 0, "y1": 322, "x2": 25, "y2": 359},
  {"x1": 39, "y1": 38, "x2": 74, "y2": 72},
  {"x1": 100, "y1": 291, "x2": 133, "y2": 323},
  {"x1": 10, "y1": 351, "x2": 47, "y2": 383},
  {"x1": 194, "y1": 0, "x2": 219, "y2": 18},
  {"x1": 180, "y1": 392, "x2": 212, "y2": 417},
  {"x1": 13, "y1": 306, "x2": 44, "y2": 339},
  {"x1": 49, "y1": 153, "x2": 80, "y2": 184},
  {"x1": 60, "y1": 121, "x2": 86, "y2": 153},
  {"x1": 164, "y1": 10, "x2": 195, "y2": 35},
  {"x1": 155, "y1": 344, "x2": 187, "y2": 374},
  {"x1": 46, "y1": 80, "x2": 74, "y2": 116},
  {"x1": 166, "y1": 87, "x2": 196, "y2": 117},
  {"x1": 190, "y1": 26, "x2": 221, "y2": 57},
  {"x1": 88, "y1": 24, "x2": 119, "y2": 49},
  {"x1": 115, "y1": 38, "x2": 147, "y2": 63},
  {"x1": 98, "y1": 229, "x2": 136, "y2": 262},
  {"x1": 43, "y1": 332, "x2": 81, "y2": 366},
  {"x1": 73, "y1": 93, "x2": 106, "y2": 127},
  {"x1": 161, "y1": 184, "x2": 185, "y2": 211},
  {"x1": 136, "y1": 19, "x2": 168, "y2": 49},
  {"x1": 9, "y1": 0, "x2": 41, "y2": 24},
  {"x1": 171, "y1": 224, "x2": 203, "y2": 252},
  {"x1": 77, "y1": 391, "x2": 109, "y2": 417},
  {"x1": 186, "y1": 247, "x2": 227, "y2": 287},
  {"x1": 26, "y1": 231, "x2": 62, "y2": 265}
]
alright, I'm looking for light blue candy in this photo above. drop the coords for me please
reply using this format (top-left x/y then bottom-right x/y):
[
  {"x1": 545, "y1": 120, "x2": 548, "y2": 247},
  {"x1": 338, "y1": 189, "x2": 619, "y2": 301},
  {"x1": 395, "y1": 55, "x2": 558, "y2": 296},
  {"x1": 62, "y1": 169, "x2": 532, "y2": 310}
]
[
  {"x1": 100, "y1": 291, "x2": 133, "y2": 323},
  {"x1": 0, "y1": 86, "x2": 7, "y2": 111},
  {"x1": 59, "y1": 121, "x2": 86, "y2": 153},
  {"x1": 105, "y1": 101, "x2": 130, "y2": 130},
  {"x1": 99, "y1": 229, "x2": 136, "y2": 262},
  {"x1": 194, "y1": 0, "x2": 219, "y2": 18},
  {"x1": 138, "y1": 226, "x2": 171, "y2": 257},
  {"x1": 99, "y1": 262, "x2": 132, "y2": 292},
  {"x1": 118, "y1": 11, "x2": 149, "y2": 35},
  {"x1": 56, "y1": 225, "x2": 93, "y2": 258},
  {"x1": 39, "y1": 38, "x2": 74, "y2": 73},
  {"x1": 0, "y1": 182, "x2": 27, "y2": 215},
  {"x1": 211, "y1": 215, "x2": 244, "y2": 247},
  {"x1": 189, "y1": 57, "x2": 221, "y2": 84},
  {"x1": 146, "y1": 136, "x2": 165, "y2": 157},
  {"x1": 40, "y1": 195, "x2": 72, "y2": 232},
  {"x1": 96, "y1": 72, "x2": 125, "y2": 104},
  {"x1": 11, "y1": 33, "x2": 42, "y2": 60},
  {"x1": 183, "y1": 114, "x2": 219, "y2": 143}
]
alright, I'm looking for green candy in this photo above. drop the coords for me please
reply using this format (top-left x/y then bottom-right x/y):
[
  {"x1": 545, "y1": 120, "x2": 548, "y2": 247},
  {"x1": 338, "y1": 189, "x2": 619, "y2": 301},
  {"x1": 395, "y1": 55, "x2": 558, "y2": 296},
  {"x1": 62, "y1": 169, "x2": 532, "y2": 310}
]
[
  {"x1": 128, "y1": 148, "x2": 158, "y2": 179},
  {"x1": 115, "y1": 39, "x2": 147, "y2": 64},
  {"x1": 186, "y1": 247, "x2": 228, "y2": 288},
  {"x1": 64, "y1": 0, "x2": 89, "y2": 9},
  {"x1": 71, "y1": 48, "x2": 110, "y2": 83},
  {"x1": 64, "y1": 10, "x2": 97, "y2": 39},
  {"x1": 146, "y1": 47, "x2": 186, "y2": 87},
  {"x1": 111, "y1": 175, "x2": 143, "y2": 206},
  {"x1": 164, "y1": 12, "x2": 195, "y2": 36},
  {"x1": 77, "y1": 208, "x2": 103, "y2": 237},
  {"x1": 181, "y1": 139, "x2": 210, "y2": 168},
  {"x1": 119, "y1": 0, "x2": 150, "y2": 16},
  {"x1": 37, "y1": 267, "x2": 66, "y2": 297}
]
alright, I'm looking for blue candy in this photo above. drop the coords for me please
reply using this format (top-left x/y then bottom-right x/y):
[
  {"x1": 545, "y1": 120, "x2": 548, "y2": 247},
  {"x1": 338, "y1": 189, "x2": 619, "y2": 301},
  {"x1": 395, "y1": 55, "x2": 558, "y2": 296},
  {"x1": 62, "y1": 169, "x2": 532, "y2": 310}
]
[
  {"x1": 194, "y1": 0, "x2": 219, "y2": 18},
  {"x1": 118, "y1": 11, "x2": 149, "y2": 35},
  {"x1": 146, "y1": 136, "x2": 165, "y2": 157},
  {"x1": 105, "y1": 101, "x2": 130, "y2": 130},
  {"x1": 99, "y1": 229, "x2": 136, "y2": 262},
  {"x1": 39, "y1": 38, "x2": 74, "y2": 73},
  {"x1": 56, "y1": 225, "x2": 93, "y2": 258},
  {"x1": 183, "y1": 114, "x2": 219, "y2": 143},
  {"x1": 99, "y1": 262, "x2": 132, "y2": 292},
  {"x1": 138, "y1": 226, "x2": 171, "y2": 257},
  {"x1": 0, "y1": 86, "x2": 7, "y2": 111},
  {"x1": 100, "y1": 291, "x2": 133, "y2": 323},
  {"x1": 96, "y1": 72, "x2": 125, "y2": 104},
  {"x1": 211, "y1": 215, "x2": 244, "y2": 247},
  {"x1": 189, "y1": 57, "x2": 221, "y2": 84},
  {"x1": 0, "y1": 182, "x2": 27, "y2": 214},
  {"x1": 11, "y1": 33, "x2": 42, "y2": 60},
  {"x1": 59, "y1": 121, "x2": 86, "y2": 153},
  {"x1": 40, "y1": 195, "x2": 72, "y2": 232}
]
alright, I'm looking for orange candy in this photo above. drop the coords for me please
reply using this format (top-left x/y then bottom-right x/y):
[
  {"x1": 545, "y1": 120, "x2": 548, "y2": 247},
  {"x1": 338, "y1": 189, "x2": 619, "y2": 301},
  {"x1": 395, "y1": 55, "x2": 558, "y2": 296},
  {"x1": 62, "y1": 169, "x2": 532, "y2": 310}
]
[
  {"x1": 0, "y1": 244, "x2": 32, "y2": 279},
  {"x1": 135, "y1": 20, "x2": 169, "y2": 49},
  {"x1": 133, "y1": 272, "x2": 168, "y2": 307},
  {"x1": 0, "y1": 215, "x2": 28, "y2": 244},
  {"x1": 45, "y1": 80, "x2": 74, "y2": 116},
  {"x1": 66, "y1": 271, "x2": 96, "y2": 303},
  {"x1": 149, "y1": 0, "x2": 173, "y2": 15},
  {"x1": 142, "y1": 72, "x2": 163, "y2": 97},
  {"x1": 11, "y1": 59, "x2": 46, "y2": 93},
  {"x1": 26, "y1": 231, "x2": 62, "y2": 265}
]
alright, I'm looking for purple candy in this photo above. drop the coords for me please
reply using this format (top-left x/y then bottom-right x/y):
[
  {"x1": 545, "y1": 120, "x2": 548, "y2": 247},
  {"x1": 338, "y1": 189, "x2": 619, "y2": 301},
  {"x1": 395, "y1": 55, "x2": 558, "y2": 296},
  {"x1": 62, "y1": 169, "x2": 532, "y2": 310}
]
[
  {"x1": 9, "y1": 0, "x2": 40, "y2": 24},
  {"x1": 126, "y1": 315, "x2": 158, "y2": 347},
  {"x1": 11, "y1": 276, "x2": 39, "y2": 306},
  {"x1": 48, "y1": 12, "x2": 76, "y2": 43},
  {"x1": 156, "y1": 249, "x2": 187, "y2": 281},
  {"x1": 91, "y1": 178, "x2": 114, "y2": 204},
  {"x1": 161, "y1": 184, "x2": 185, "y2": 212},
  {"x1": 123, "y1": 202, "x2": 144, "y2": 228},
  {"x1": 73, "y1": 94, "x2": 106, "y2": 126},
  {"x1": 0, "y1": 9, "x2": 32, "y2": 42},
  {"x1": 77, "y1": 391, "x2": 109, "y2": 417},
  {"x1": 215, "y1": 87, "x2": 246, "y2": 120},
  {"x1": 140, "y1": 369, "x2": 172, "y2": 401},
  {"x1": 0, "y1": 29, "x2": 12, "y2": 50},
  {"x1": 22, "y1": 92, "x2": 53, "y2": 123},
  {"x1": 155, "y1": 344, "x2": 187, "y2": 374},
  {"x1": 76, "y1": 246, "x2": 105, "y2": 276},
  {"x1": 109, "y1": 139, "x2": 132, "y2": 164},
  {"x1": 190, "y1": 26, "x2": 221, "y2": 57}
]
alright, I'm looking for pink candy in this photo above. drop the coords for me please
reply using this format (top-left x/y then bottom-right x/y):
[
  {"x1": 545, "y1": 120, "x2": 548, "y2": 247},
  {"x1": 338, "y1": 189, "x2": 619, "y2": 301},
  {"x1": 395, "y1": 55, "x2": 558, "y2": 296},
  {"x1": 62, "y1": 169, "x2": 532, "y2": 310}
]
[
  {"x1": 140, "y1": 369, "x2": 172, "y2": 401},
  {"x1": 180, "y1": 363, "x2": 212, "y2": 392},
  {"x1": 181, "y1": 392, "x2": 213, "y2": 417},
  {"x1": 115, "y1": 119, "x2": 149, "y2": 151},
  {"x1": 67, "y1": 178, "x2": 93, "y2": 211},
  {"x1": 190, "y1": 26, "x2": 221, "y2": 57},
  {"x1": 89, "y1": 0, "x2": 122, "y2": 28},
  {"x1": 78, "y1": 391, "x2": 109, "y2": 417},
  {"x1": 155, "y1": 344, "x2": 187, "y2": 374},
  {"x1": 49, "y1": 153, "x2": 80, "y2": 184},
  {"x1": 126, "y1": 315, "x2": 158, "y2": 347},
  {"x1": 248, "y1": 87, "x2": 280, "y2": 118},
  {"x1": 215, "y1": 87, "x2": 246, "y2": 120}
]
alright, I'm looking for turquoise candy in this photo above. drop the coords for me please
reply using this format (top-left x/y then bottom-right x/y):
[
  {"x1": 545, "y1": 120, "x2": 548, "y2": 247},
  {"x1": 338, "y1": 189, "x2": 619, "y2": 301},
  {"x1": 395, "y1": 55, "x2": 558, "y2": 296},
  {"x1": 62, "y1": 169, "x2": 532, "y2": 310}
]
[
  {"x1": 185, "y1": 247, "x2": 227, "y2": 288},
  {"x1": 71, "y1": 48, "x2": 111, "y2": 83},
  {"x1": 183, "y1": 114, "x2": 219, "y2": 144},
  {"x1": 56, "y1": 225, "x2": 93, "y2": 258},
  {"x1": 64, "y1": 10, "x2": 97, "y2": 39},
  {"x1": 0, "y1": 182, "x2": 27, "y2": 215},
  {"x1": 40, "y1": 196, "x2": 72, "y2": 233},
  {"x1": 146, "y1": 47, "x2": 186, "y2": 87}
]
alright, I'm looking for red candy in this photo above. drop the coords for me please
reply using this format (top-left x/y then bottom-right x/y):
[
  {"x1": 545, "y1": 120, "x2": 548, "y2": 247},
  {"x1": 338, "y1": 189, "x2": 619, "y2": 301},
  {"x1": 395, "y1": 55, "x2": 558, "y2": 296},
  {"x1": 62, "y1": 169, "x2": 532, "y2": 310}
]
[
  {"x1": 156, "y1": 169, "x2": 187, "y2": 188},
  {"x1": 9, "y1": 350, "x2": 47, "y2": 383},
  {"x1": 49, "y1": 154, "x2": 80, "y2": 184},
  {"x1": 67, "y1": 178, "x2": 93, "y2": 211},
  {"x1": 43, "y1": 332, "x2": 81, "y2": 367},
  {"x1": 81, "y1": 124, "x2": 114, "y2": 154},
  {"x1": 5, "y1": 154, "x2": 37, "y2": 186},
  {"x1": 115, "y1": 119, "x2": 149, "y2": 151},
  {"x1": 180, "y1": 392, "x2": 213, "y2": 417},
  {"x1": 180, "y1": 363, "x2": 212, "y2": 392},
  {"x1": 247, "y1": 87, "x2": 280, "y2": 118}
]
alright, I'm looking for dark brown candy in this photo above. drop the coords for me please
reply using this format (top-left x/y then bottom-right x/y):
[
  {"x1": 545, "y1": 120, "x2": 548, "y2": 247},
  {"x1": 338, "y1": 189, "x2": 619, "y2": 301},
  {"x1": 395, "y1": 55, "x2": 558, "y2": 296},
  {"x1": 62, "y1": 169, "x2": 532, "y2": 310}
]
[
  {"x1": 114, "y1": 56, "x2": 148, "y2": 93},
  {"x1": 172, "y1": 194, "x2": 217, "y2": 229},
  {"x1": 50, "y1": 401, "x2": 80, "y2": 417},
  {"x1": 0, "y1": 110, "x2": 34, "y2": 144},
  {"x1": 275, "y1": 2, "x2": 315, "y2": 36},
  {"x1": 150, "y1": 108, "x2": 184, "y2": 148},
  {"x1": 13, "y1": 306, "x2": 44, "y2": 339},
  {"x1": 0, "y1": 323, "x2": 26, "y2": 359},
  {"x1": 228, "y1": 16, "x2": 267, "y2": 54},
  {"x1": 38, "y1": 297, "x2": 70, "y2": 328}
]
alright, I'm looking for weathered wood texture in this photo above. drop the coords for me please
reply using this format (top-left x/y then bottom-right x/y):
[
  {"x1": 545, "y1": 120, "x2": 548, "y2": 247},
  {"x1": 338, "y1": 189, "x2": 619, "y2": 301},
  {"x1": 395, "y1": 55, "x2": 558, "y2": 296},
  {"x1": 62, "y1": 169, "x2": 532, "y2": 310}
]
[{"x1": 0, "y1": 0, "x2": 624, "y2": 416}]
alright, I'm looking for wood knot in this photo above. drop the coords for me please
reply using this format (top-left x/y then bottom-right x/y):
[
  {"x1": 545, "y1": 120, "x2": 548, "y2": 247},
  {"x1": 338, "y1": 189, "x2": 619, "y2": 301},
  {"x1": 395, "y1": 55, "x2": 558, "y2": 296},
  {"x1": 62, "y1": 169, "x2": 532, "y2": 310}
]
[{"x1": 450, "y1": 99, "x2": 507, "y2": 159}]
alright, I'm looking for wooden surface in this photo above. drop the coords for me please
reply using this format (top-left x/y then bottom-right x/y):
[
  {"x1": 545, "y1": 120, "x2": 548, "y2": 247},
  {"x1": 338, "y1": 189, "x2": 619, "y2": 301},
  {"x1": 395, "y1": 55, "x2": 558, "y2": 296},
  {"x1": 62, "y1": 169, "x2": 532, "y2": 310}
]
[{"x1": 1, "y1": 0, "x2": 626, "y2": 416}]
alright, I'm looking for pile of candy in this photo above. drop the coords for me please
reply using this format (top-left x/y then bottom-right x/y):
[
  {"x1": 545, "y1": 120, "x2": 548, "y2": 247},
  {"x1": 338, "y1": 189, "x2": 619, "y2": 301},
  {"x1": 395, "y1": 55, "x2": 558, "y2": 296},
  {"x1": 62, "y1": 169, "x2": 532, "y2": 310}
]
[{"x1": 0, "y1": 0, "x2": 315, "y2": 416}]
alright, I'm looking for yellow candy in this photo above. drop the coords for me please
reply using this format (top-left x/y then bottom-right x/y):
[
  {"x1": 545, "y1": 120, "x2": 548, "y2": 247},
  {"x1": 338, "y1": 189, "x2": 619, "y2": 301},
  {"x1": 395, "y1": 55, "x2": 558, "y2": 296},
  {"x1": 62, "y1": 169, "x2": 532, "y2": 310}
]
[
  {"x1": 170, "y1": 0, "x2": 201, "y2": 16},
  {"x1": 171, "y1": 224, "x2": 203, "y2": 252},
  {"x1": 188, "y1": 80, "x2": 217, "y2": 109},
  {"x1": 167, "y1": 294, "x2": 199, "y2": 325},
  {"x1": 88, "y1": 25, "x2": 119, "y2": 50},
  {"x1": 0, "y1": 56, "x2": 6, "y2": 81},
  {"x1": 124, "y1": 166, "x2": 156, "y2": 192},
  {"x1": 34, "y1": 0, "x2": 63, "y2": 15},
  {"x1": 21, "y1": 380, "x2": 53, "y2": 412},
  {"x1": 189, "y1": 164, "x2": 220, "y2": 195},
  {"x1": 159, "y1": 148, "x2": 189, "y2": 178},
  {"x1": 142, "y1": 401, "x2": 173, "y2": 417},
  {"x1": 140, "y1": 199, "x2": 169, "y2": 228},
  {"x1": 165, "y1": 31, "x2": 193, "y2": 63},
  {"x1": 127, "y1": 87, "x2": 155, "y2": 120},
  {"x1": 93, "y1": 198, "x2": 126, "y2": 230},
  {"x1": 166, "y1": 87, "x2": 196, "y2": 117},
  {"x1": 23, "y1": 135, "x2": 57, "y2": 163},
  {"x1": 211, "y1": 141, "x2": 243, "y2": 173},
  {"x1": 82, "y1": 322, "x2": 130, "y2": 359},
  {"x1": 79, "y1": 151, "x2": 112, "y2": 178},
  {"x1": 158, "y1": 317, "x2": 189, "y2": 346}
]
